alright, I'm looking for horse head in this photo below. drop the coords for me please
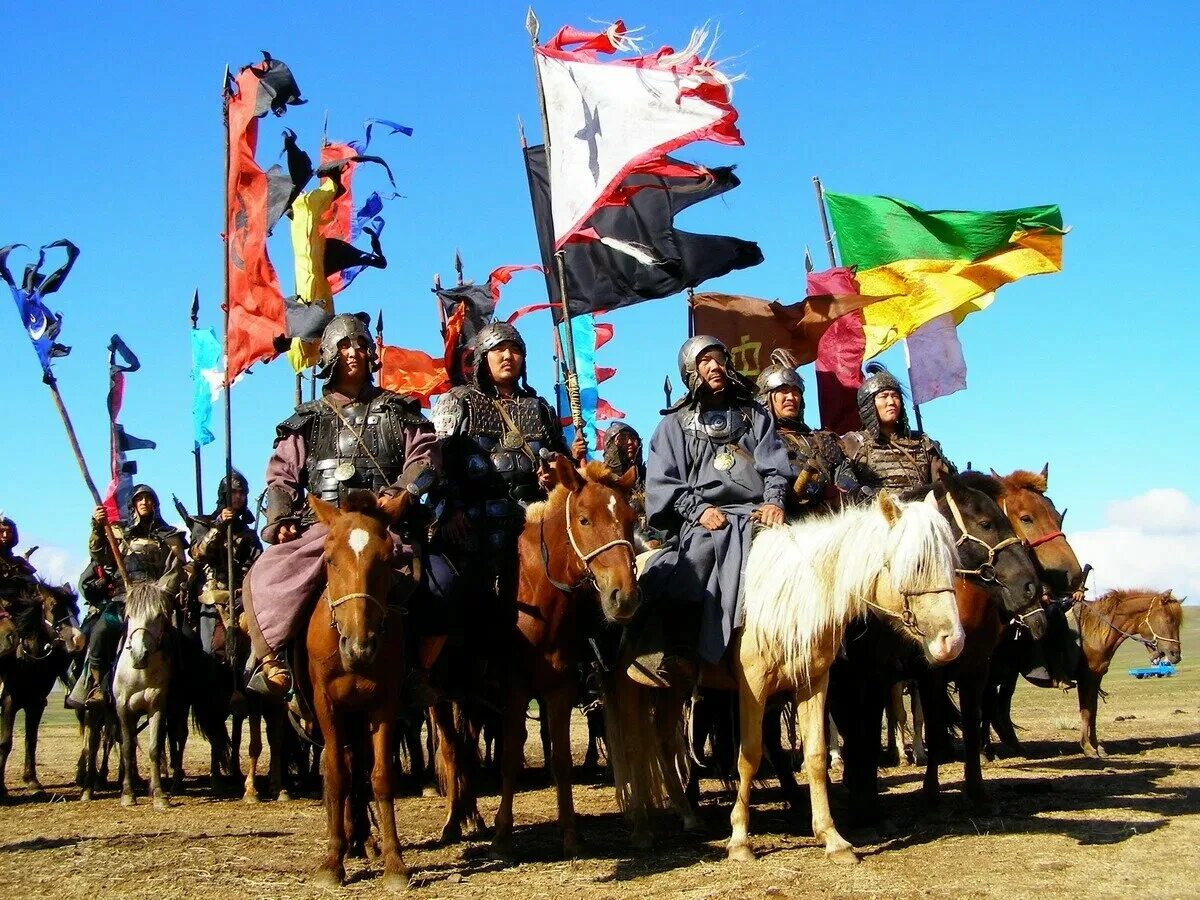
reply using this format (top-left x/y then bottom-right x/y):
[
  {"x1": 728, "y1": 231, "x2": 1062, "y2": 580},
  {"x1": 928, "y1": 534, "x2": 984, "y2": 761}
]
[
  {"x1": 0, "y1": 607, "x2": 17, "y2": 659},
  {"x1": 875, "y1": 491, "x2": 966, "y2": 665},
  {"x1": 310, "y1": 491, "x2": 409, "y2": 674},
  {"x1": 539, "y1": 457, "x2": 640, "y2": 624},
  {"x1": 124, "y1": 582, "x2": 173, "y2": 670},
  {"x1": 36, "y1": 580, "x2": 86, "y2": 655},
  {"x1": 1143, "y1": 590, "x2": 1184, "y2": 665},
  {"x1": 993, "y1": 464, "x2": 1084, "y2": 599},
  {"x1": 939, "y1": 472, "x2": 1045, "y2": 638}
]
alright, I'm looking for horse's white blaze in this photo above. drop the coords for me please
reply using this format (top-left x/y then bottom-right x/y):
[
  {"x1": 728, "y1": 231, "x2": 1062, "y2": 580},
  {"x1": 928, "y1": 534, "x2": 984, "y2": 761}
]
[
  {"x1": 607, "y1": 494, "x2": 617, "y2": 516},
  {"x1": 348, "y1": 528, "x2": 370, "y2": 557}
]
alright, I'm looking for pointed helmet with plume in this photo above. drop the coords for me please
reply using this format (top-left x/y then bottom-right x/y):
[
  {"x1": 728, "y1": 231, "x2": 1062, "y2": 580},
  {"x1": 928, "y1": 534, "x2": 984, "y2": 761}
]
[
  {"x1": 857, "y1": 361, "x2": 910, "y2": 438},
  {"x1": 755, "y1": 348, "x2": 804, "y2": 401}
]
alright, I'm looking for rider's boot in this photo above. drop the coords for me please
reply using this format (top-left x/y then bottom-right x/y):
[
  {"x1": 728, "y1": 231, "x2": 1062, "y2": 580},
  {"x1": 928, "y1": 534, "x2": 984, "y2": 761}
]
[
  {"x1": 65, "y1": 666, "x2": 106, "y2": 711},
  {"x1": 246, "y1": 651, "x2": 292, "y2": 697}
]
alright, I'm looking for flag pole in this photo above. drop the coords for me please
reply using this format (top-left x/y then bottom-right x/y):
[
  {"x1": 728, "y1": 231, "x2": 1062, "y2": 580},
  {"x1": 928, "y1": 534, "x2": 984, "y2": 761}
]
[
  {"x1": 525, "y1": 7, "x2": 584, "y2": 434},
  {"x1": 221, "y1": 63, "x2": 238, "y2": 667},
  {"x1": 190, "y1": 289, "x2": 204, "y2": 514},
  {"x1": 44, "y1": 371, "x2": 129, "y2": 587}
]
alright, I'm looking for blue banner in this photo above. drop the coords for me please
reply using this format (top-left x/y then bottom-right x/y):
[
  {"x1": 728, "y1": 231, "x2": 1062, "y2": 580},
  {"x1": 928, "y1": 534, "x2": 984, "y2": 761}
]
[{"x1": 191, "y1": 326, "x2": 223, "y2": 448}]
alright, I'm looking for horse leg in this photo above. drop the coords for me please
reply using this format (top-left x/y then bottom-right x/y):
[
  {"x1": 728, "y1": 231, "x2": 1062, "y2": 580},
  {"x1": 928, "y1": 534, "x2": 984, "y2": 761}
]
[
  {"x1": 727, "y1": 676, "x2": 765, "y2": 863},
  {"x1": 959, "y1": 673, "x2": 995, "y2": 814},
  {"x1": 827, "y1": 712, "x2": 844, "y2": 779},
  {"x1": 244, "y1": 710, "x2": 262, "y2": 803},
  {"x1": 314, "y1": 699, "x2": 348, "y2": 886},
  {"x1": 22, "y1": 696, "x2": 47, "y2": 792},
  {"x1": 910, "y1": 683, "x2": 927, "y2": 765},
  {"x1": 0, "y1": 693, "x2": 15, "y2": 797},
  {"x1": 458, "y1": 707, "x2": 486, "y2": 837},
  {"x1": 918, "y1": 674, "x2": 945, "y2": 809},
  {"x1": 491, "y1": 682, "x2": 529, "y2": 858},
  {"x1": 801, "y1": 677, "x2": 856, "y2": 864},
  {"x1": 654, "y1": 685, "x2": 702, "y2": 832},
  {"x1": 993, "y1": 668, "x2": 1023, "y2": 755},
  {"x1": 430, "y1": 701, "x2": 464, "y2": 844},
  {"x1": 168, "y1": 698, "x2": 187, "y2": 795},
  {"x1": 369, "y1": 715, "x2": 409, "y2": 891},
  {"x1": 147, "y1": 706, "x2": 169, "y2": 810},
  {"x1": 269, "y1": 708, "x2": 288, "y2": 800},
  {"x1": 545, "y1": 685, "x2": 582, "y2": 857},
  {"x1": 117, "y1": 702, "x2": 139, "y2": 807},
  {"x1": 80, "y1": 709, "x2": 102, "y2": 801},
  {"x1": 763, "y1": 701, "x2": 804, "y2": 815},
  {"x1": 884, "y1": 683, "x2": 902, "y2": 766},
  {"x1": 1078, "y1": 672, "x2": 1105, "y2": 758}
]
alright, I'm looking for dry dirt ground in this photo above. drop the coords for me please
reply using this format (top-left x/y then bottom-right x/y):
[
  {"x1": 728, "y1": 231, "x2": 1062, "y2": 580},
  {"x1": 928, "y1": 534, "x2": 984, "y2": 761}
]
[{"x1": 1, "y1": 618, "x2": 1196, "y2": 900}]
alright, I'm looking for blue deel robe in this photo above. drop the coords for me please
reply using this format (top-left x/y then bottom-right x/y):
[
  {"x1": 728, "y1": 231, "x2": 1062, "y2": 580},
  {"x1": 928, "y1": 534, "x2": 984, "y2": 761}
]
[{"x1": 640, "y1": 401, "x2": 789, "y2": 663}]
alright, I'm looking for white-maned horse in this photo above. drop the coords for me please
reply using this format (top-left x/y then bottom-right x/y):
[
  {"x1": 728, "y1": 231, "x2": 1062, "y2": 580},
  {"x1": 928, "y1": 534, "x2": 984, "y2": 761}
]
[
  {"x1": 606, "y1": 491, "x2": 965, "y2": 863},
  {"x1": 113, "y1": 582, "x2": 174, "y2": 810},
  {"x1": 730, "y1": 490, "x2": 964, "y2": 863}
]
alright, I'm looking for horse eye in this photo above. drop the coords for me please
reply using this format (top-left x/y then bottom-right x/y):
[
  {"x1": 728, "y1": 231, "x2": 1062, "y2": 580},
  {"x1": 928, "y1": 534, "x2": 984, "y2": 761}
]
[
  {"x1": 1020, "y1": 515, "x2": 1034, "y2": 525},
  {"x1": 580, "y1": 516, "x2": 591, "y2": 526},
  {"x1": 979, "y1": 521, "x2": 993, "y2": 532}
]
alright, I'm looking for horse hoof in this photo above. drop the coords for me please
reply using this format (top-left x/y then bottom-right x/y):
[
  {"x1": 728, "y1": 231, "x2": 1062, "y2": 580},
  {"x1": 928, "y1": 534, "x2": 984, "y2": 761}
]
[
  {"x1": 121, "y1": 794, "x2": 136, "y2": 808},
  {"x1": 1095, "y1": 745, "x2": 1108, "y2": 759},
  {"x1": 153, "y1": 797, "x2": 170, "y2": 812},
  {"x1": 828, "y1": 847, "x2": 860, "y2": 866},
  {"x1": 490, "y1": 839, "x2": 516, "y2": 862},
  {"x1": 727, "y1": 843, "x2": 756, "y2": 863},
  {"x1": 562, "y1": 837, "x2": 583, "y2": 859},
  {"x1": 277, "y1": 790, "x2": 291, "y2": 803},
  {"x1": 312, "y1": 866, "x2": 344, "y2": 889},
  {"x1": 440, "y1": 823, "x2": 463, "y2": 845},
  {"x1": 381, "y1": 871, "x2": 409, "y2": 893},
  {"x1": 80, "y1": 790, "x2": 93, "y2": 803},
  {"x1": 631, "y1": 830, "x2": 654, "y2": 851},
  {"x1": 243, "y1": 793, "x2": 260, "y2": 805}
]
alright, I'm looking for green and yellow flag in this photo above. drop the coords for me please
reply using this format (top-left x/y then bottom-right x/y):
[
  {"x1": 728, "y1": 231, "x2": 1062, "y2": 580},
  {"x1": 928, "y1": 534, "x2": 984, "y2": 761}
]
[{"x1": 824, "y1": 192, "x2": 1064, "y2": 358}]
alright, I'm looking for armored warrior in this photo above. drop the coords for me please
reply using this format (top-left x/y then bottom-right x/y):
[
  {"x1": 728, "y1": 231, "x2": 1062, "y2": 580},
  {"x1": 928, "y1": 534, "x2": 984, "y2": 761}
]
[
  {"x1": 840, "y1": 363, "x2": 955, "y2": 499},
  {"x1": 0, "y1": 516, "x2": 38, "y2": 602},
  {"x1": 637, "y1": 336, "x2": 790, "y2": 668},
  {"x1": 243, "y1": 313, "x2": 446, "y2": 697},
  {"x1": 191, "y1": 470, "x2": 262, "y2": 658},
  {"x1": 67, "y1": 484, "x2": 187, "y2": 709},
  {"x1": 754, "y1": 350, "x2": 857, "y2": 517},
  {"x1": 601, "y1": 422, "x2": 662, "y2": 549}
]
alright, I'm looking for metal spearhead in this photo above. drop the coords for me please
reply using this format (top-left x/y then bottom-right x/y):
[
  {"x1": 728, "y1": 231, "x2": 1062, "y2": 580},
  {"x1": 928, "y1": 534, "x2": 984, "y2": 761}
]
[
  {"x1": 663, "y1": 375, "x2": 672, "y2": 408},
  {"x1": 804, "y1": 246, "x2": 814, "y2": 274},
  {"x1": 454, "y1": 249, "x2": 464, "y2": 286},
  {"x1": 190, "y1": 289, "x2": 199, "y2": 328},
  {"x1": 526, "y1": 7, "x2": 540, "y2": 42}
]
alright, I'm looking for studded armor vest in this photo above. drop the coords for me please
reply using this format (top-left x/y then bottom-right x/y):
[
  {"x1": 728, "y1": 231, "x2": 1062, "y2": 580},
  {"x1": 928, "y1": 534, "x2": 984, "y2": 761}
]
[
  {"x1": 110, "y1": 524, "x2": 183, "y2": 585},
  {"x1": 777, "y1": 424, "x2": 845, "y2": 515},
  {"x1": 851, "y1": 433, "x2": 936, "y2": 493}
]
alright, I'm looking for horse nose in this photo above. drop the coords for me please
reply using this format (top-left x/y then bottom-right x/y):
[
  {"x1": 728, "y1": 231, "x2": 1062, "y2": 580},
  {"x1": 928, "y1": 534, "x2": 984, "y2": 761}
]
[
  {"x1": 927, "y1": 625, "x2": 965, "y2": 664},
  {"x1": 339, "y1": 633, "x2": 379, "y2": 670}
]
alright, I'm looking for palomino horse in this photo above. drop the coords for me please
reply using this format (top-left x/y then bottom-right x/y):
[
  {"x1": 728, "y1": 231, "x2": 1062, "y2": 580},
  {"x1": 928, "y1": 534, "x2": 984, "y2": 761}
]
[
  {"x1": 491, "y1": 459, "x2": 641, "y2": 859},
  {"x1": 112, "y1": 582, "x2": 176, "y2": 809},
  {"x1": 298, "y1": 491, "x2": 416, "y2": 890},
  {"x1": 831, "y1": 472, "x2": 1042, "y2": 823},
  {"x1": 0, "y1": 581, "x2": 85, "y2": 795},
  {"x1": 983, "y1": 466, "x2": 1085, "y2": 755},
  {"x1": 1067, "y1": 589, "x2": 1182, "y2": 757}
]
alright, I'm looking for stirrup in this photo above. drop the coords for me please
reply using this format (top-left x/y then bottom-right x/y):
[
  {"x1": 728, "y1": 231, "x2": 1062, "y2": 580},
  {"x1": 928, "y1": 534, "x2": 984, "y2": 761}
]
[{"x1": 247, "y1": 656, "x2": 291, "y2": 697}]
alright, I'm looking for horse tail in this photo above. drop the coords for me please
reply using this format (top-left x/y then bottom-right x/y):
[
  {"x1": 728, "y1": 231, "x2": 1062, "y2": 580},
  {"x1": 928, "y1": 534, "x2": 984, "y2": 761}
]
[
  {"x1": 181, "y1": 640, "x2": 232, "y2": 774},
  {"x1": 602, "y1": 670, "x2": 668, "y2": 818}
]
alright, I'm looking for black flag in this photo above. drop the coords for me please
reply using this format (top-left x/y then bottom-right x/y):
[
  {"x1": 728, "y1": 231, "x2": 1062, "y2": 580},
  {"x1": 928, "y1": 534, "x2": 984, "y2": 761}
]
[{"x1": 524, "y1": 145, "x2": 763, "y2": 321}]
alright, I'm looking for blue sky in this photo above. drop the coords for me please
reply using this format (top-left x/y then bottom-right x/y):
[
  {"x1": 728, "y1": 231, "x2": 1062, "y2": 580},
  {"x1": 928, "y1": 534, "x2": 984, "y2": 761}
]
[{"x1": 3, "y1": 2, "x2": 1198, "y2": 595}]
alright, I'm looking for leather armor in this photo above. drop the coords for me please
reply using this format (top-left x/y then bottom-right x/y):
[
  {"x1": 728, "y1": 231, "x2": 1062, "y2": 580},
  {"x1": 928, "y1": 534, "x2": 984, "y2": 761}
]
[
  {"x1": 842, "y1": 431, "x2": 950, "y2": 497},
  {"x1": 776, "y1": 424, "x2": 849, "y2": 515}
]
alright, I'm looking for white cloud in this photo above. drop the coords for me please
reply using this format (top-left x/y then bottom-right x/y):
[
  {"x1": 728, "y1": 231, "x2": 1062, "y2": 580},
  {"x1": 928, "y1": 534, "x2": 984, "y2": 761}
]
[
  {"x1": 1070, "y1": 488, "x2": 1200, "y2": 600},
  {"x1": 24, "y1": 544, "x2": 86, "y2": 589}
]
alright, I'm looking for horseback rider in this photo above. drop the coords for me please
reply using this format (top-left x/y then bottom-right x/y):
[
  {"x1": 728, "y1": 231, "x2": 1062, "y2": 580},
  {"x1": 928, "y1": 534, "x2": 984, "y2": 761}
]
[
  {"x1": 602, "y1": 422, "x2": 662, "y2": 549},
  {"x1": 67, "y1": 485, "x2": 187, "y2": 709},
  {"x1": 431, "y1": 321, "x2": 585, "y2": 685},
  {"x1": 636, "y1": 336, "x2": 790, "y2": 670},
  {"x1": 840, "y1": 363, "x2": 955, "y2": 498},
  {"x1": 243, "y1": 313, "x2": 446, "y2": 699},
  {"x1": 755, "y1": 350, "x2": 857, "y2": 517},
  {"x1": 191, "y1": 470, "x2": 261, "y2": 658},
  {"x1": 0, "y1": 516, "x2": 38, "y2": 602}
]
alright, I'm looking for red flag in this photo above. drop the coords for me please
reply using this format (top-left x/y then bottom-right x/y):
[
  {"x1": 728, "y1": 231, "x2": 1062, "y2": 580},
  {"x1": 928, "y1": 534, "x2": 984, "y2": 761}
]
[
  {"x1": 379, "y1": 346, "x2": 448, "y2": 407},
  {"x1": 225, "y1": 62, "x2": 289, "y2": 382},
  {"x1": 487, "y1": 264, "x2": 543, "y2": 302},
  {"x1": 319, "y1": 141, "x2": 359, "y2": 296},
  {"x1": 596, "y1": 398, "x2": 626, "y2": 421},
  {"x1": 594, "y1": 321, "x2": 614, "y2": 350},
  {"x1": 810, "y1": 267, "x2": 865, "y2": 433}
]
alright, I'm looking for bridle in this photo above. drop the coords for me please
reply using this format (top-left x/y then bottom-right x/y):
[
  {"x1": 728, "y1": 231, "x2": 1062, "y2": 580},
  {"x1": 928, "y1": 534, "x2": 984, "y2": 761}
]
[
  {"x1": 327, "y1": 590, "x2": 391, "y2": 639},
  {"x1": 864, "y1": 562, "x2": 956, "y2": 639},
  {"x1": 540, "y1": 489, "x2": 635, "y2": 594},
  {"x1": 1076, "y1": 594, "x2": 1180, "y2": 654},
  {"x1": 945, "y1": 492, "x2": 1023, "y2": 585},
  {"x1": 1001, "y1": 497, "x2": 1066, "y2": 550}
]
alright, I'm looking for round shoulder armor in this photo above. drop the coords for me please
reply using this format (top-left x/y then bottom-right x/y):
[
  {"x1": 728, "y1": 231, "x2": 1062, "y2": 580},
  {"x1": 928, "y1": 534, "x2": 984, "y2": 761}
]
[
  {"x1": 432, "y1": 389, "x2": 467, "y2": 437},
  {"x1": 277, "y1": 400, "x2": 321, "y2": 437}
]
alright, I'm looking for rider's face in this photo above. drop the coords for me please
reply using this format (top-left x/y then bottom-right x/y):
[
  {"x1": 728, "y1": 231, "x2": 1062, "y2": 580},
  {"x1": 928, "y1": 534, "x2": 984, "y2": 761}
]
[
  {"x1": 875, "y1": 390, "x2": 902, "y2": 426},
  {"x1": 771, "y1": 386, "x2": 802, "y2": 420},
  {"x1": 134, "y1": 495, "x2": 155, "y2": 518},
  {"x1": 337, "y1": 337, "x2": 369, "y2": 380},
  {"x1": 0, "y1": 523, "x2": 12, "y2": 547},
  {"x1": 697, "y1": 350, "x2": 728, "y2": 392},
  {"x1": 487, "y1": 341, "x2": 524, "y2": 387},
  {"x1": 229, "y1": 488, "x2": 247, "y2": 511}
]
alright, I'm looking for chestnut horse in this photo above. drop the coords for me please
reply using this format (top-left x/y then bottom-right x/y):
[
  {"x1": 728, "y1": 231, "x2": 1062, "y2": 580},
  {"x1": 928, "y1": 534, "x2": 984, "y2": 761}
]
[
  {"x1": 298, "y1": 491, "x2": 416, "y2": 890},
  {"x1": 492, "y1": 458, "x2": 641, "y2": 859},
  {"x1": 983, "y1": 466, "x2": 1085, "y2": 756}
]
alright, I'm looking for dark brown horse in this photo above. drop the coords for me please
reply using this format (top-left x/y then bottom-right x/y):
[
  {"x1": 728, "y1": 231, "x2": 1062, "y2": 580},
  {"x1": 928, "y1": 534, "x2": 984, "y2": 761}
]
[
  {"x1": 492, "y1": 458, "x2": 641, "y2": 859},
  {"x1": 298, "y1": 491, "x2": 416, "y2": 890},
  {"x1": 0, "y1": 581, "x2": 85, "y2": 796},
  {"x1": 1064, "y1": 589, "x2": 1182, "y2": 757},
  {"x1": 983, "y1": 466, "x2": 1085, "y2": 756}
]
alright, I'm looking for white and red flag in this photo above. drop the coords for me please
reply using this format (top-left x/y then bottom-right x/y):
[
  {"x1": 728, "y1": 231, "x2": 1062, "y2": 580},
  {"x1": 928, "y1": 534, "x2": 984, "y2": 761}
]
[{"x1": 535, "y1": 20, "x2": 742, "y2": 250}]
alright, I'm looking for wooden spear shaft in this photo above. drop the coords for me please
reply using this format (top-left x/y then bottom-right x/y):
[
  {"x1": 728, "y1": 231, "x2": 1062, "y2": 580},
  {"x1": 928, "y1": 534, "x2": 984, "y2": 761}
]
[{"x1": 221, "y1": 63, "x2": 238, "y2": 666}]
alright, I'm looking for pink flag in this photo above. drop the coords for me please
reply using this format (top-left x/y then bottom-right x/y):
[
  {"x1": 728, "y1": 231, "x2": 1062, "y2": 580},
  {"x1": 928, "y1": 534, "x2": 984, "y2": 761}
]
[
  {"x1": 810, "y1": 266, "x2": 864, "y2": 433},
  {"x1": 905, "y1": 313, "x2": 967, "y2": 405}
]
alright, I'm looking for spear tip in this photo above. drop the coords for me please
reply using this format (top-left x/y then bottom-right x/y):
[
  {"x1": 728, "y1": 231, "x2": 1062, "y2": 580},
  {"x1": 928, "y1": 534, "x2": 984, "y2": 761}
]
[{"x1": 525, "y1": 7, "x2": 540, "y2": 41}]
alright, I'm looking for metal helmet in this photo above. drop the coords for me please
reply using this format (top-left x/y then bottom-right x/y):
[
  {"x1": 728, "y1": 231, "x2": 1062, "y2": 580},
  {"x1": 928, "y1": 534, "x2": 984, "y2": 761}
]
[
  {"x1": 127, "y1": 484, "x2": 163, "y2": 528},
  {"x1": 217, "y1": 470, "x2": 250, "y2": 508},
  {"x1": 856, "y1": 362, "x2": 910, "y2": 437},
  {"x1": 0, "y1": 516, "x2": 17, "y2": 549},
  {"x1": 315, "y1": 313, "x2": 380, "y2": 380},
  {"x1": 755, "y1": 349, "x2": 805, "y2": 402},
  {"x1": 677, "y1": 335, "x2": 728, "y2": 394},
  {"x1": 472, "y1": 321, "x2": 528, "y2": 391}
]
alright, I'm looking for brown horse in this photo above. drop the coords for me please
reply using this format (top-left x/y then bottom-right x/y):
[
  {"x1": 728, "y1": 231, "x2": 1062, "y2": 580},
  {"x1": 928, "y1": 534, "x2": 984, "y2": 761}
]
[
  {"x1": 984, "y1": 465, "x2": 1085, "y2": 755},
  {"x1": 298, "y1": 491, "x2": 416, "y2": 890},
  {"x1": 1069, "y1": 589, "x2": 1182, "y2": 757},
  {"x1": 491, "y1": 458, "x2": 641, "y2": 859}
]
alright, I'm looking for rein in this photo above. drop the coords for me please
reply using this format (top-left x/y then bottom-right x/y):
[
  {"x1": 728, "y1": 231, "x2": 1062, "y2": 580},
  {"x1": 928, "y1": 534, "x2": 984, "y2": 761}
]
[
  {"x1": 1001, "y1": 498, "x2": 1066, "y2": 549},
  {"x1": 945, "y1": 492, "x2": 1022, "y2": 585},
  {"x1": 539, "y1": 489, "x2": 635, "y2": 594},
  {"x1": 866, "y1": 562, "x2": 956, "y2": 638},
  {"x1": 1075, "y1": 596, "x2": 1173, "y2": 653}
]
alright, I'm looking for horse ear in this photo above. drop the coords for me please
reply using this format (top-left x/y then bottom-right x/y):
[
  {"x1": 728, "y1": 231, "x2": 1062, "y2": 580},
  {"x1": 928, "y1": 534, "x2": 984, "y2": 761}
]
[
  {"x1": 1041, "y1": 462, "x2": 1050, "y2": 483},
  {"x1": 376, "y1": 490, "x2": 414, "y2": 527},
  {"x1": 924, "y1": 489, "x2": 938, "y2": 509},
  {"x1": 877, "y1": 490, "x2": 902, "y2": 526},
  {"x1": 989, "y1": 467, "x2": 1001, "y2": 479},
  {"x1": 553, "y1": 454, "x2": 584, "y2": 493},
  {"x1": 615, "y1": 466, "x2": 637, "y2": 496},
  {"x1": 308, "y1": 495, "x2": 339, "y2": 526}
]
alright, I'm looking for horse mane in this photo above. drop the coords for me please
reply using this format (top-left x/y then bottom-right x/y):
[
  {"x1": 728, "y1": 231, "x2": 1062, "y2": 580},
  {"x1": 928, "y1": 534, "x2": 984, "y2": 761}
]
[
  {"x1": 7, "y1": 592, "x2": 44, "y2": 636},
  {"x1": 34, "y1": 579, "x2": 78, "y2": 621},
  {"x1": 959, "y1": 470, "x2": 1004, "y2": 501},
  {"x1": 525, "y1": 461, "x2": 625, "y2": 525},
  {"x1": 1000, "y1": 469, "x2": 1047, "y2": 495},
  {"x1": 124, "y1": 581, "x2": 171, "y2": 620},
  {"x1": 743, "y1": 499, "x2": 957, "y2": 683},
  {"x1": 340, "y1": 490, "x2": 382, "y2": 517}
]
